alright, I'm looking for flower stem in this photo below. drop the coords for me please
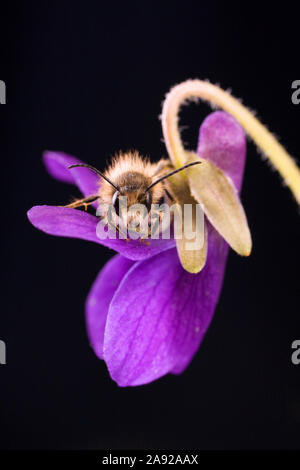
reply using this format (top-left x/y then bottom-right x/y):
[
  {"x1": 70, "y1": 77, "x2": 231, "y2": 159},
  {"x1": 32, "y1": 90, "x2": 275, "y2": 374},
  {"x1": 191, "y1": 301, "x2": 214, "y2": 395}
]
[{"x1": 161, "y1": 79, "x2": 300, "y2": 204}]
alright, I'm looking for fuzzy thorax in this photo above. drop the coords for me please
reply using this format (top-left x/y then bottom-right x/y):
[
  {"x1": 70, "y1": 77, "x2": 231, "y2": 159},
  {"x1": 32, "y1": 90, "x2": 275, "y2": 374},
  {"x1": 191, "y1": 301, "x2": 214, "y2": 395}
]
[{"x1": 99, "y1": 151, "x2": 166, "y2": 206}]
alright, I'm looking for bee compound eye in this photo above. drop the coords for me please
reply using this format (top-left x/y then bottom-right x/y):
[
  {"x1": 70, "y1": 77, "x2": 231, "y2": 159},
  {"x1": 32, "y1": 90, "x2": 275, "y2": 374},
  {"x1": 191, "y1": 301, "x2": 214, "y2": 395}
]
[{"x1": 112, "y1": 190, "x2": 120, "y2": 216}]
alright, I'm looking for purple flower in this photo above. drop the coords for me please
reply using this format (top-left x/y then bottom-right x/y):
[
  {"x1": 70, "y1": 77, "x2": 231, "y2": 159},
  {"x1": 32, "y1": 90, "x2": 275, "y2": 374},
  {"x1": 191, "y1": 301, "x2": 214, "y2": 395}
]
[{"x1": 27, "y1": 110, "x2": 247, "y2": 386}]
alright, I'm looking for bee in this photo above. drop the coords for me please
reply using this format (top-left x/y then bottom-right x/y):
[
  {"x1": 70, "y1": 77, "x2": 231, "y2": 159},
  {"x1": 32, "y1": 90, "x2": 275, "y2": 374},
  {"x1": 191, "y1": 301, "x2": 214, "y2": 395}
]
[{"x1": 65, "y1": 151, "x2": 200, "y2": 238}]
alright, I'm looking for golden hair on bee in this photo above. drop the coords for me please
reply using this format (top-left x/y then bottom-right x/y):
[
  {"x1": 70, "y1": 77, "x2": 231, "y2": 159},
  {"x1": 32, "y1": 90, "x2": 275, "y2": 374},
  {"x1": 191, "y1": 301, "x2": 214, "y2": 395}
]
[{"x1": 100, "y1": 151, "x2": 165, "y2": 208}]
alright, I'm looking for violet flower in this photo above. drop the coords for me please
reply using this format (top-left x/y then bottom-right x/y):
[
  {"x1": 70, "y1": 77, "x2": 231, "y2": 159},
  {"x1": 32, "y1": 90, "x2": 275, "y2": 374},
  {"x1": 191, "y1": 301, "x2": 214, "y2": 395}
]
[{"x1": 28, "y1": 80, "x2": 300, "y2": 386}]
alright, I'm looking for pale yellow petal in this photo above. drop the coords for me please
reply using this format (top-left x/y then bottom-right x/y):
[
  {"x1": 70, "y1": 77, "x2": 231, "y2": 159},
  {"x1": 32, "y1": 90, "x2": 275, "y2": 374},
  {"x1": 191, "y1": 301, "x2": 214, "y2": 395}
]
[
  {"x1": 175, "y1": 225, "x2": 207, "y2": 274},
  {"x1": 166, "y1": 172, "x2": 207, "y2": 273},
  {"x1": 186, "y1": 152, "x2": 252, "y2": 256}
]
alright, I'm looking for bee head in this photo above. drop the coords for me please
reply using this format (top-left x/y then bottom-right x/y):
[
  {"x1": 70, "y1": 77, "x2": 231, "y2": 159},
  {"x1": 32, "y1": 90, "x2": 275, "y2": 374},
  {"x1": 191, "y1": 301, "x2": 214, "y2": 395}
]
[{"x1": 68, "y1": 160, "x2": 201, "y2": 225}]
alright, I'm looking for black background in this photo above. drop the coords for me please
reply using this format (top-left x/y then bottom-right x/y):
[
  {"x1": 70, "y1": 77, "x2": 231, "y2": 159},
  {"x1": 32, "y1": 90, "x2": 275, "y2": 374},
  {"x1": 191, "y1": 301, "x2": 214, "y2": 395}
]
[{"x1": 1, "y1": 1, "x2": 300, "y2": 450}]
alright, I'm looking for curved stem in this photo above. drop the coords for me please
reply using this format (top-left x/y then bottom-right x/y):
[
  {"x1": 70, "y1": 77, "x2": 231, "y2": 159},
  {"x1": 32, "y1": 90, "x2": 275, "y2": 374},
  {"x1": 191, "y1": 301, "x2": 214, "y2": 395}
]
[{"x1": 161, "y1": 79, "x2": 300, "y2": 204}]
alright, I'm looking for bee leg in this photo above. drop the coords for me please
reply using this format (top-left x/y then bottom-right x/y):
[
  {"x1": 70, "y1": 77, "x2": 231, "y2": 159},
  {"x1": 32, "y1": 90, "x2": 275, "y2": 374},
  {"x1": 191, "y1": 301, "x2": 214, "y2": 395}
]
[
  {"x1": 63, "y1": 194, "x2": 99, "y2": 210},
  {"x1": 108, "y1": 221, "x2": 130, "y2": 242},
  {"x1": 138, "y1": 228, "x2": 150, "y2": 245},
  {"x1": 139, "y1": 237, "x2": 150, "y2": 245}
]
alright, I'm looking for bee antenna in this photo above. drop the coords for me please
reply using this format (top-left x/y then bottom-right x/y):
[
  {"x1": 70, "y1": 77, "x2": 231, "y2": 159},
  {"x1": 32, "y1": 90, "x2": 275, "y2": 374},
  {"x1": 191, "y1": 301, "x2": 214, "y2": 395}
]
[
  {"x1": 68, "y1": 164, "x2": 120, "y2": 191},
  {"x1": 145, "y1": 161, "x2": 202, "y2": 192}
]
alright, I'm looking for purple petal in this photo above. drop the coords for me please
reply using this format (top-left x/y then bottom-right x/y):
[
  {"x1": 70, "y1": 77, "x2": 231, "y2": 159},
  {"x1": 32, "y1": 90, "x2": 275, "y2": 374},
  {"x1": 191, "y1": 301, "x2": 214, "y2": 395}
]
[
  {"x1": 43, "y1": 151, "x2": 100, "y2": 198},
  {"x1": 170, "y1": 224, "x2": 227, "y2": 374},
  {"x1": 102, "y1": 111, "x2": 247, "y2": 386},
  {"x1": 27, "y1": 205, "x2": 175, "y2": 261},
  {"x1": 27, "y1": 205, "x2": 101, "y2": 244},
  {"x1": 197, "y1": 111, "x2": 246, "y2": 192},
  {"x1": 43, "y1": 151, "x2": 81, "y2": 184},
  {"x1": 103, "y1": 236, "x2": 228, "y2": 387},
  {"x1": 86, "y1": 255, "x2": 135, "y2": 359}
]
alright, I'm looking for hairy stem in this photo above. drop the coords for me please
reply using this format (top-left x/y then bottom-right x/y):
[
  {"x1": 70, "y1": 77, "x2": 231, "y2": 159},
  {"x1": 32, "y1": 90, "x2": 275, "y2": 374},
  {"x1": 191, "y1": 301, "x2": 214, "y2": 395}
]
[{"x1": 161, "y1": 79, "x2": 300, "y2": 204}]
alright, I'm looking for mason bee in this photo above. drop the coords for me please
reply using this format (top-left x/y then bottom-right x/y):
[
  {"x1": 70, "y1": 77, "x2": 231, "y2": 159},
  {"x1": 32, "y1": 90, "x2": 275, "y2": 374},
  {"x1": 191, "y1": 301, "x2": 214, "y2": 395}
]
[{"x1": 65, "y1": 151, "x2": 200, "y2": 238}]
